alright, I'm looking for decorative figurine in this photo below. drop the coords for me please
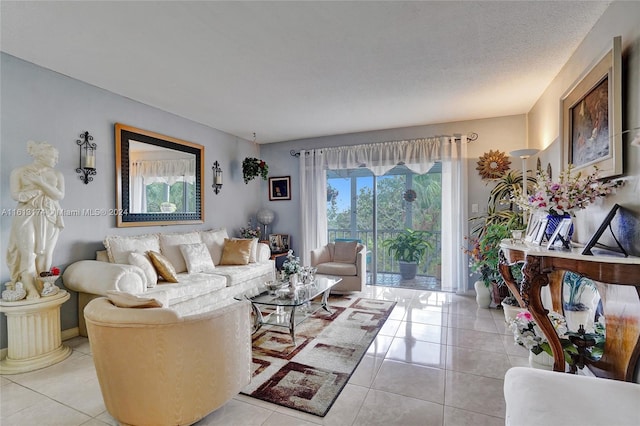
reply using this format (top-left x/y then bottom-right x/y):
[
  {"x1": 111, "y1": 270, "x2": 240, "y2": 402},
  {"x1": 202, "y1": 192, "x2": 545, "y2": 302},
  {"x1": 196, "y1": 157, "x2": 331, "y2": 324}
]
[{"x1": 6, "y1": 141, "x2": 65, "y2": 299}]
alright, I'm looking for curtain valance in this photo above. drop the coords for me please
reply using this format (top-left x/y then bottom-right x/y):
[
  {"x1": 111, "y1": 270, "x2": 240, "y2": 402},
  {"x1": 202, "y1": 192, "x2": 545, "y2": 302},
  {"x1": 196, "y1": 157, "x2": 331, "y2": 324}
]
[
  {"x1": 131, "y1": 159, "x2": 196, "y2": 185},
  {"x1": 322, "y1": 137, "x2": 444, "y2": 176}
]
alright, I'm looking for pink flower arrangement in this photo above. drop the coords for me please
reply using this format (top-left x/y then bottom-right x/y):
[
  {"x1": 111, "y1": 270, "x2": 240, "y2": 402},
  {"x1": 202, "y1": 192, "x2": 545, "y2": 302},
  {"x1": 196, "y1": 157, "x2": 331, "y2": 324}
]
[
  {"x1": 516, "y1": 165, "x2": 618, "y2": 216},
  {"x1": 508, "y1": 310, "x2": 569, "y2": 355}
]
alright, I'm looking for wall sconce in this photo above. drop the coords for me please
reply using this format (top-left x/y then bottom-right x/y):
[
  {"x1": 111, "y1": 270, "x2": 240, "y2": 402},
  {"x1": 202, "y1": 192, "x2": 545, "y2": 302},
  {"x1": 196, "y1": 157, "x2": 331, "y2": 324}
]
[
  {"x1": 212, "y1": 161, "x2": 223, "y2": 194},
  {"x1": 76, "y1": 131, "x2": 96, "y2": 184}
]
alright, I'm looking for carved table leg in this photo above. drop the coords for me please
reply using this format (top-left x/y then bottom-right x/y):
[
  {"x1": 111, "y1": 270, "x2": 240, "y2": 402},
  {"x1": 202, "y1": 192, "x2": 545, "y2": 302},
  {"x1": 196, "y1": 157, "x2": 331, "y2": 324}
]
[
  {"x1": 499, "y1": 249, "x2": 525, "y2": 308},
  {"x1": 522, "y1": 256, "x2": 565, "y2": 372}
]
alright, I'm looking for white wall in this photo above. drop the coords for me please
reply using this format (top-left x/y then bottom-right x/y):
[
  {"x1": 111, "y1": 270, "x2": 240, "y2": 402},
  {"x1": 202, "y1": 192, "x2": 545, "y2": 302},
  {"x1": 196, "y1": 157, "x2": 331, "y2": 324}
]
[
  {"x1": 529, "y1": 1, "x2": 640, "y2": 254},
  {"x1": 0, "y1": 54, "x2": 263, "y2": 347}
]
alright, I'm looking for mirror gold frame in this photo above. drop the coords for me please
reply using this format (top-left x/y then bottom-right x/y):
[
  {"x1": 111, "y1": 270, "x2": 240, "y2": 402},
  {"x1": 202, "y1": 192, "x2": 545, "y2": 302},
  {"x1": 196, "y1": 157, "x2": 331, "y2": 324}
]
[{"x1": 115, "y1": 123, "x2": 204, "y2": 227}]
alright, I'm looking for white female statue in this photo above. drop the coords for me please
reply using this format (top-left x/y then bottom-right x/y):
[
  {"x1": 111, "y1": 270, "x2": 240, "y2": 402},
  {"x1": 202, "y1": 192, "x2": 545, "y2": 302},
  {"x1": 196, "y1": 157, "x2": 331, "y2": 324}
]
[{"x1": 6, "y1": 141, "x2": 65, "y2": 299}]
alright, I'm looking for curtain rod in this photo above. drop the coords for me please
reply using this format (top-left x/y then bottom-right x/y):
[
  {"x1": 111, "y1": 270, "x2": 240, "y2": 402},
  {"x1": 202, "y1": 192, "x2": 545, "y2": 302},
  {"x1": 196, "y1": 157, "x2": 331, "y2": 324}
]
[{"x1": 290, "y1": 132, "x2": 477, "y2": 157}]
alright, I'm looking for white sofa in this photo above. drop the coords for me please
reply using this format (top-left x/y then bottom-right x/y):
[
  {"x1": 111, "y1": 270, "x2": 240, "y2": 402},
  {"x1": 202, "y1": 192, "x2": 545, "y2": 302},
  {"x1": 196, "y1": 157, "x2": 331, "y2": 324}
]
[
  {"x1": 63, "y1": 228, "x2": 275, "y2": 335},
  {"x1": 504, "y1": 367, "x2": 640, "y2": 426}
]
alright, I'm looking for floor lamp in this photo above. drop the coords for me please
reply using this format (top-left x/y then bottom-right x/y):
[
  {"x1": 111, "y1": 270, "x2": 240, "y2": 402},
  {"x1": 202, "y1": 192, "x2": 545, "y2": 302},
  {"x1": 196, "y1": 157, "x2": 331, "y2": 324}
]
[{"x1": 509, "y1": 148, "x2": 539, "y2": 225}]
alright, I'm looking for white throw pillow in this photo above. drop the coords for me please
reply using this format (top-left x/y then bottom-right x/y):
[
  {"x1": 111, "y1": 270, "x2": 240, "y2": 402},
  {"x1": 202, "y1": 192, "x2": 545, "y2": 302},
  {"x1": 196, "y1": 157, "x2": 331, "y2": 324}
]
[
  {"x1": 106, "y1": 291, "x2": 164, "y2": 308},
  {"x1": 200, "y1": 228, "x2": 229, "y2": 265},
  {"x1": 104, "y1": 233, "x2": 160, "y2": 264},
  {"x1": 128, "y1": 252, "x2": 158, "y2": 288},
  {"x1": 179, "y1": 243, "x2": 216, "y2": 273},
  {"x1": 159, "y1": 232, "x2": 202, "y2": 273}
]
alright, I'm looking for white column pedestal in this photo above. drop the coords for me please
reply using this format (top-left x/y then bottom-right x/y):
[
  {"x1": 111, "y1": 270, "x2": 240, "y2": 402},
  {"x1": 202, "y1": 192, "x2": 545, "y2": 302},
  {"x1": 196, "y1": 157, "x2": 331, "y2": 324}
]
[{"x1": 0, "y1": 290, "x2": 72, "y2": 374}]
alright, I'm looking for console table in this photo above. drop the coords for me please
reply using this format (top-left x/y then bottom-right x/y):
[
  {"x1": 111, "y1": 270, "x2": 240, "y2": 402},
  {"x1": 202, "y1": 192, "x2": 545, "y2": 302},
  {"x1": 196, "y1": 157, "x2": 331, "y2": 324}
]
[{"x1": 499, "y1": 240, "x2": 640, "y2": 381}]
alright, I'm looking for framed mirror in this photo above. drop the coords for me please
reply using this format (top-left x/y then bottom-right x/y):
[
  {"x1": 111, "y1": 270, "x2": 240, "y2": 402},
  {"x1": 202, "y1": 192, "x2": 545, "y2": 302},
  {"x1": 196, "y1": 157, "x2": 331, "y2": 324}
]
[{"x1": 115, "y1": 123, "x2": 204, "y2": 227}]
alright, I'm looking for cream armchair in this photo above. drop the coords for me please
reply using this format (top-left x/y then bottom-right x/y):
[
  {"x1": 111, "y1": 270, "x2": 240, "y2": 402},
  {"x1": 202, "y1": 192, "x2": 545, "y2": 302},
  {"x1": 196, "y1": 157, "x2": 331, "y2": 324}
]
[
  {"x1": 310, "y1": 241, "x2": 366, "y2": 292},
  {"x1": 84, "y1": 297, "x2": 252, "y2": 426}
]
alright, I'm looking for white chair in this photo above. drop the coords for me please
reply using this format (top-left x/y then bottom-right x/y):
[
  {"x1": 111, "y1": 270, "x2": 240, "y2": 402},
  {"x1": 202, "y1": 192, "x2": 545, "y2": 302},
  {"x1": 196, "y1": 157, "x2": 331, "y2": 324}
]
[
  {"x1": 310, "y1": 241, "x2": 366, "y2": 292},
  {"x1": 504, "y1": 367, "x2": 640, "y2": 426}
]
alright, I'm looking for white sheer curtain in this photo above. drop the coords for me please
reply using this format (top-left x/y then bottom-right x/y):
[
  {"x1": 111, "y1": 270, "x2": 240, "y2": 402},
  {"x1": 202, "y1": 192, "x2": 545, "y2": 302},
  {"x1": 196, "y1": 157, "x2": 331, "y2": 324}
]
[
  {"x1": 298, "y1": 136, "x2": 469, "y2": 293},
  {"x1": 441, "y1": 136, "x2": 469, "y2": 293},
  {"x1": 299, "y1": 149, "x2": 328, "y2": 266}
]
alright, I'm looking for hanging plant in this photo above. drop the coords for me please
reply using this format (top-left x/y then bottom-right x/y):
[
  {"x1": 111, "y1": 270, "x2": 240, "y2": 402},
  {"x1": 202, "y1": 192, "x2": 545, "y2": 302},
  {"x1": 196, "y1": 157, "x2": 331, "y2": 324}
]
[{"x1": 242, "y1": 157, "x2": 269, "y2": 184}]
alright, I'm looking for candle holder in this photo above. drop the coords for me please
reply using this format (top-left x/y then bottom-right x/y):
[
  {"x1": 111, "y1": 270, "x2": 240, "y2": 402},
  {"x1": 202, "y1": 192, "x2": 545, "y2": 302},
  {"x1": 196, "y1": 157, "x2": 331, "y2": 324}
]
[
  {"x1": 75, "y1": 131, "x2": 97, "y2": 184},
  {"x1": 212, "y1": 161, "x2": 223, "y2": 194}
]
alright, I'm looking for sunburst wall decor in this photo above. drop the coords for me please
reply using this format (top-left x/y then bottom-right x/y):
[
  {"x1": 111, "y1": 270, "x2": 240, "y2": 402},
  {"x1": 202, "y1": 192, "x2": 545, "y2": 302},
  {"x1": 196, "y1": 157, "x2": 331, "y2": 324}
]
[{"x1": 476, "y1": 150, "x2": 511, "y2": 179}]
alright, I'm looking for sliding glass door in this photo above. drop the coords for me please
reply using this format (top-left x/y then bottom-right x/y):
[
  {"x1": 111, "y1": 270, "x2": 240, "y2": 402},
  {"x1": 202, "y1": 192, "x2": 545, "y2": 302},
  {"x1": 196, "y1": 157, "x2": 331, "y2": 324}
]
[{"x1": 327, "y1": 164, "x2": 442, "y2": 288}]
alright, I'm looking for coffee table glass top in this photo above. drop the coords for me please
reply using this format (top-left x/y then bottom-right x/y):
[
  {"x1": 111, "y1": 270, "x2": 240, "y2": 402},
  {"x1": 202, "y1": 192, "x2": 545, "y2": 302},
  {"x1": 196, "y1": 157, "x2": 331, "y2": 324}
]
[{"x1": 237, "y1": 275, "x2": 341, "y2": 307}]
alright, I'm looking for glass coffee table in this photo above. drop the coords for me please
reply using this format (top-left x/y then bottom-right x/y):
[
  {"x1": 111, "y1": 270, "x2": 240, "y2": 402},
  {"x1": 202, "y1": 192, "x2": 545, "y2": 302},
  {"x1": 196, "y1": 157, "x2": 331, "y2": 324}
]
[{"x1": 235, "y1": 275, "x2": 342, "y2": 345}]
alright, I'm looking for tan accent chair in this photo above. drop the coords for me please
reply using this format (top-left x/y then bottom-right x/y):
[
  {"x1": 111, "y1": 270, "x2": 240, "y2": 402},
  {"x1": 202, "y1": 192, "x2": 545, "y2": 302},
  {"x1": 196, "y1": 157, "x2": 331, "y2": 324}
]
[
  {"x1": 84, "y1": 298, "x2": 252, "y2": 426},
  {"x1": 310, "y1": 242, "x2": 366, "y2": 292}
]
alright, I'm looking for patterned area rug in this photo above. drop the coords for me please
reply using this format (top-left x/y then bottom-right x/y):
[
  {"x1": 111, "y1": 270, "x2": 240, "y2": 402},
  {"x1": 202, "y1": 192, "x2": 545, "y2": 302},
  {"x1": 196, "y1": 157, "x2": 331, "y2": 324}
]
[{"x1": 241, "y1": 296, "x2": 396, "y2": 416}]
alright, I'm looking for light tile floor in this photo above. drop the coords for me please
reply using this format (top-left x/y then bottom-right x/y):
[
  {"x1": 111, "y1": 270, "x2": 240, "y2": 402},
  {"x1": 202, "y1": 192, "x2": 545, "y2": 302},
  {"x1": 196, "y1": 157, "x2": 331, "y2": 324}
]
[{"x1": 0, "y1": 286, "x2": 531, "y2": 425}]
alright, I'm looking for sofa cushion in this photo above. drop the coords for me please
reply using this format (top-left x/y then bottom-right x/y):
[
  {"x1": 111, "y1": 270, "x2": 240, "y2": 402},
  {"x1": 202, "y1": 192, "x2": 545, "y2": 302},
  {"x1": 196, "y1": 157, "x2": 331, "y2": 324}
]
[
  {"x1": 159, "y1": 232, "x2": 202, "y2": 273},
  {"x1": 334, "y1": 241, "x2": 358, "y2": 263},
  {"x1": 219, "y1": 239, "x2": 251, "y2": 265},
  {"x1": 200, "y1": 228, "x2": 229, "y2": 265},
  {"x1": 128, "y1": 252, "x2": 158, "y2": 288},
  {"x1": 144, "y1": 273, "x2": 227, "y2": 304},
  {"x1": 104, "y1": 233, "x2": 160, "y2": 264},
  {"x1": 315, "y1": 262, "x2": 357, "y2": 276},
  {"x1": 106, "y1": 291, "x2": 164, "y2": 308},
  {"x1": 179, "y1": 243, "x2": 216, "y2": 273},
  {"x1": 147, "y1": 251, "x2": 179, "y2": 283},
  {"x1": 213, "y1": 261, "x2": 274, "y2": 287}
]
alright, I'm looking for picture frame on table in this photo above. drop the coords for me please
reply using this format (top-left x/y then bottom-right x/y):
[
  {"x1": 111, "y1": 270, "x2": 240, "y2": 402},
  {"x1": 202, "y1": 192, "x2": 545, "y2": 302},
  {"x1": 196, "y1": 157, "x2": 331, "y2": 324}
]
[
  {"x1": 268, "y1": 176, "x2": 291, "y2": 201},
  {"x1": 562, "y1": 36, "x2": 622, "y2": 179},
  {"x1": 269, "y1": 233, "x2": 289, "y2": 253},
  {"x1": 546, "y1": 218, "x2": 573, "y2": 250},
  {"x1": 525, "y1": 211, "x2": 548, "y2": 245}
]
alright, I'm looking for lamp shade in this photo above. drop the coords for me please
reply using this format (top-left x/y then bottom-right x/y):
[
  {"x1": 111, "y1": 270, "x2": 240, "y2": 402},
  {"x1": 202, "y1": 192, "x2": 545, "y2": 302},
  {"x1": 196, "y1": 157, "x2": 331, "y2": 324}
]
[
  {"x1": 257, "y1": 208, "x2": 275, "y2": 225},
  {"x1": 509, "y1": 148, "x2": 539, "y2": 159}
]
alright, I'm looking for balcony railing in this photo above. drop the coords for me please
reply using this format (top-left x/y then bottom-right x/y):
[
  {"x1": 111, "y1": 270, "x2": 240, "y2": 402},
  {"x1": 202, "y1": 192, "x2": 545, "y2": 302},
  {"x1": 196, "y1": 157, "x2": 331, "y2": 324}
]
[{"x1": 328, "y1": 228, "x2": 441, "y2": 278}]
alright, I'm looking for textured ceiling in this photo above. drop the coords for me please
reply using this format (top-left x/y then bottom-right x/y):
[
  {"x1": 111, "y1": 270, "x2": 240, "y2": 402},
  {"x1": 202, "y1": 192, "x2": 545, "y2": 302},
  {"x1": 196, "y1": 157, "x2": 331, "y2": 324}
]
[{"x1": 1, "y1": 1, "x2": 611, "y2": 143}]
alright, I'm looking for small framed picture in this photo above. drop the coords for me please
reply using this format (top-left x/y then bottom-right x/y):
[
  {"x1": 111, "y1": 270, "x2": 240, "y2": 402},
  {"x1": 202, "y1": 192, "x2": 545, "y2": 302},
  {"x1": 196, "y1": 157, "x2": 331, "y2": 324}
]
[
  {"x1": 525, "y1": 211, "x2": 547, "y2": 245},
  {"x1": 269, "y1": 176, "x2": 291, "y2": 201},
  {"x1": 546, "y1": 218, "x2": 573, "y2": 250},
  {"x1": 269, "y1": 234, "x2": 289, "y2": 253}
]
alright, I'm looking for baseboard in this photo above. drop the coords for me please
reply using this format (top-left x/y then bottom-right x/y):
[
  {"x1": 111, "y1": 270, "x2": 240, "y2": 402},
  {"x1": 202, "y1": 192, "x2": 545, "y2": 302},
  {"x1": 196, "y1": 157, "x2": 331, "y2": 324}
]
[
  {"x1": 0, "y1": 348, "x2": 6, "y2": 361},
  {"x1": 62, "y1": 327, "x2": 80, "y2": 341}
]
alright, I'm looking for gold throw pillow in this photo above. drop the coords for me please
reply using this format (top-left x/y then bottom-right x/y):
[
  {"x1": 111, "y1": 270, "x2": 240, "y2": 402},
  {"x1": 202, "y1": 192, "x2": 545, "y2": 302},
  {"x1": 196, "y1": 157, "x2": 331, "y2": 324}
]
[
  {"x1": 219, "y1": 238, "x2": 252, "y2": 265},
  {"x1": 147, "y1": 251, "x2": 179, "y2": 283}
]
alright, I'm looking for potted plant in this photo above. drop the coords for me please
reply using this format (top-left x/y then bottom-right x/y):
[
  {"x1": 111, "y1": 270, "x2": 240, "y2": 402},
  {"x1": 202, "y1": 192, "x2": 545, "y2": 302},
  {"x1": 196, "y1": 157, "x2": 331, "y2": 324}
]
[
  {"x1": 466, "y1": 170, "x2": 534, "y2": 307},
  {"x1": 381, "y1": 229, "x2": 432, "y2": 280},
  {"x1": 242, "y1": 157, "x2": 269, "y2": 184},
  {"x1": 466, "y1": 222, "x2": 513, "y2": 305}
]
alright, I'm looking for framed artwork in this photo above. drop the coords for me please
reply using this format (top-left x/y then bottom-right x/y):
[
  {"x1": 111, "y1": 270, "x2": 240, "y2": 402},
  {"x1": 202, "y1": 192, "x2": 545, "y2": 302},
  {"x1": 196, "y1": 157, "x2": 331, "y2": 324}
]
[
  {"x1": 562, "y1": 36, "x2": 622, "y2": 178},
  {"x1": 269, "y1": 176, "x2": 291, "y2": 201},
  {"x1": 582, "y1": 203, "x2": 627, "y2": 256},
  {"x1": 269, "y1": 233, "x2": 289, "y2": 253}
]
